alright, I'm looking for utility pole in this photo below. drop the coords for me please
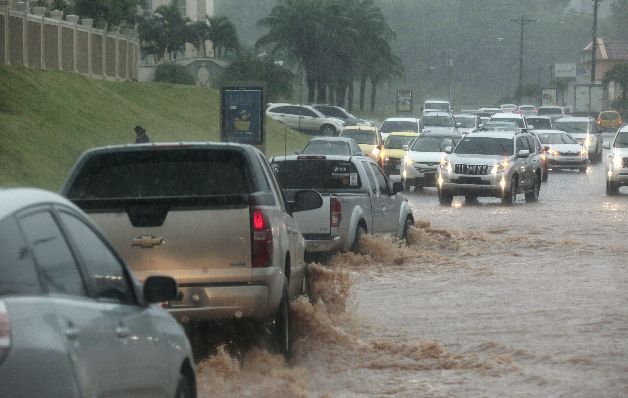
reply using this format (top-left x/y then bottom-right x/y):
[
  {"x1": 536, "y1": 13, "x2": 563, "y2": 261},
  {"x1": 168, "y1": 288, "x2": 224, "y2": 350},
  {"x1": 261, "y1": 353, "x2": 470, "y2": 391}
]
[
  {"x1": 591, "y1": 0, "x2": 600, "y2": 84},
  {"x1": 439, "y1": 50, "x2": 455, "y2": 105},
  {"x1": 512, "y1": 16, "x2": 535, "y2": 104}
]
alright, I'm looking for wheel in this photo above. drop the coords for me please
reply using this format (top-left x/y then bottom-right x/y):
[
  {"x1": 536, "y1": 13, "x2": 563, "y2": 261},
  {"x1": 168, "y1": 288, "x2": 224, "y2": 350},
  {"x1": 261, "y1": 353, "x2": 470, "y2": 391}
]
[
  {"x1": 501, "y1": 176, "x2": 517, "y2": 206},
  {"x1": 579, "y1": 167, "x2": 587, "y2": 173},
  {"x1": 438, "y1": 188, "x2": 453, "y2": 205},
  {"x1": 541, "y1": 168, "x2": 548, "y2": 182},
  {"x1": 351, "y1": 225, "x2": 366, "y2": 253},
  {"x1": 403, "y1": 179, "x2": 413, "y2": 192},
  {"x1": 269, "y1": 282, "x2": 291, "y2": 359},
  {"x1": 401, "y1": 217, "x2": 413, "y2": 243},
  {"x1": 320, "y1": 124, "x2": 336, "y2": 136},
  {"x1": 606, "y1": 180, "x2": 619, "y2": 195},
  {"x1": 174, "y1": 374, "x2": 193, "y2": 398},
  {"x1": 300, "y1": 266, "x2": 311, "y2": 300},
  {"x1": 525, "y1": 175, "x2": 540, "y2": 203}
]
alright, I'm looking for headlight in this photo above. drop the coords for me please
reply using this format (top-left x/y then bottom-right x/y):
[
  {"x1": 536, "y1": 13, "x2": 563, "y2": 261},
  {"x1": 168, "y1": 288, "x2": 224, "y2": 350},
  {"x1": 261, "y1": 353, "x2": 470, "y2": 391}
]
[
  {"x1": 371, "y1": 148, "x2": 380, "y2": 156},
  {"x1": 584, "y1": 135, "x2": 592, "y2": 149},
  {"x1": 580, "y1": 148, "x2": 588, "y2": 157},
  {"x1": 548, "y1": 149, "x2": 560, "y2": 157},
  {"x1": 404, "y1": 157, "x2": 414, "y2": 166},
  {"x1": 439, "y1": 160, "x2": 452, "y2": 173},
  {"x1": 491, "y1": 160, "x2": 509, "y2": 175},
  {"x1": 383, "y1": 156, "x2": 390, "y2": 164},
  {"x1": 613, "y1": 154, "x2": 623, "y2": 169}
]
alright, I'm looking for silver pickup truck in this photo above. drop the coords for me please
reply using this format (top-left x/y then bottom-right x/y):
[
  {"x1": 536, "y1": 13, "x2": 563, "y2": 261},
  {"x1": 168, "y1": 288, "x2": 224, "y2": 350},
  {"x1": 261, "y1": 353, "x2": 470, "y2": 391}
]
[
  {"x1": 270, "y1": 155, "x2": 414, "y2": 256},
  {"x1": 60, "y1": 142, "x2": 322, "y2": 357}
]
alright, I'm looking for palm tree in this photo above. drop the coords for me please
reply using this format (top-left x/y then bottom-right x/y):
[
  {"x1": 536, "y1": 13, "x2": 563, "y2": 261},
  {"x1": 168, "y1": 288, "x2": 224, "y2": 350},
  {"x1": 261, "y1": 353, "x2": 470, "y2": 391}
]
[
  {"x1": 369, "y1": 46, "x2": 404, "y2": 112},
  {"x1": 603, "y1": 64, "x2": 628, "y2": 104},
  {"x1": 206, "y1": 15, "x2": 240, "y2": 58},
  {"x1": 153, "y1": 3, "x2": 191, "y2": 60},
  {"x1": 188, "y1": 21, "x2": 211, "y2": 57},
  {"x1": 222, "y1": 53, "x2": 294, "y2": 101}
]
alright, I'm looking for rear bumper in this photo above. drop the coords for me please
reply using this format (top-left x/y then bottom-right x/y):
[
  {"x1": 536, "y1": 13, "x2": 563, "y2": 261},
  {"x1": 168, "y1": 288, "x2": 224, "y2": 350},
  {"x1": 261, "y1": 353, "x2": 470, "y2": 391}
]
[
  {"x1": 548, "y1": 157, "x2": 589, "y2": 169},
  {"x1": 303, "y1": 235, "x2": 343, "y2": 253}
]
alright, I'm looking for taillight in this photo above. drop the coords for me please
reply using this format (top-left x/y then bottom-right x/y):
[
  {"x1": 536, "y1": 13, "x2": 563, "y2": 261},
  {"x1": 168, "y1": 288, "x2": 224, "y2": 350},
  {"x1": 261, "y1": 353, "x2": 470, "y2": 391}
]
[
  {"x1": 251, "y1": 207, "x2": 273, "y2": 267},
  {"x1": 0, "y1": 301, "x2": 11, "y2": 363},
  {"x1": 330, "y1": 197, "x2": 342, "y2": 228}
]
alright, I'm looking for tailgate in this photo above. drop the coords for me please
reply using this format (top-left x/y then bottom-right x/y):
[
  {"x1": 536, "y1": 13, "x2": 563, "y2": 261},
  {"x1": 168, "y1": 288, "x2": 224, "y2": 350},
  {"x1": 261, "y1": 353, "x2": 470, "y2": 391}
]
[
  {"x1": 292, "y1": 194, "x2": 331, "y2": 236},
  {"x1": 88, "y1": 204, "x2": 252, "y2": 285}
]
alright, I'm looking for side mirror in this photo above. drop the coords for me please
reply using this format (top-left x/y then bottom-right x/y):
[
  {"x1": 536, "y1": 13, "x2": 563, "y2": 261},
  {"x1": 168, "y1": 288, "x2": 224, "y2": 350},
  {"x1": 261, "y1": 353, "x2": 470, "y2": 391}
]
[
  {"x1": 517, "y1": 149, "x2": 530, "y2": 158},
  {"x1": 402, "y1": 144, "x2": 409, "y2": 151},
  {"x1": 144, "y1": 276, "x2": 178, "y2": 303},
  {"x1": 444, "y1": 146, "x2": 453, "y2": 154},
  {"x1": 392, "y1": 181, "x2": 404, "y2": 195},
  {"x1": 602, "y1": 142, "x2": 610, "y2": 150},
  {"x1": 292, "y1": 190, "x2": 323, "y2": 213}
]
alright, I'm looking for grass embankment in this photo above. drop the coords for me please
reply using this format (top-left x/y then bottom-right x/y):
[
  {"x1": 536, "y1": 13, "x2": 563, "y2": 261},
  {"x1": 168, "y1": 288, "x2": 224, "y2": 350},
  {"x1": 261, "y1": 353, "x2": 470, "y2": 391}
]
[{"x1": 0, "y1": 65, "x2": 310, "y2": 190}]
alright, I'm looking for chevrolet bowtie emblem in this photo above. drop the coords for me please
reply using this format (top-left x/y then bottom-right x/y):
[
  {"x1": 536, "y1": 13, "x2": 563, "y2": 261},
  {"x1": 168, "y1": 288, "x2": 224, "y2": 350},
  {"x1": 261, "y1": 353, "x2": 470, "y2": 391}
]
[{"x1": 132, "y1": 235, "x2": 164, "y2": 249}]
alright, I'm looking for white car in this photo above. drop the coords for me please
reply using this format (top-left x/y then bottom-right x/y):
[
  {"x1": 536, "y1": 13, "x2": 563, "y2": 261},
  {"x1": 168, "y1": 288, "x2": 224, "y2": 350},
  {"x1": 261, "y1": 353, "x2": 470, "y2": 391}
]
[
  {"x1": 553, "y1": 116, "x2": 603, "y2": 162},
  {"x1": 0, "y1": 188, "x2": 196, "y2": 398},
  {"x1": 423, "y1": 100, "x2": 452, "y2": 115},
  {"x1": 500, "y1": 103, "x2": 518, "y2": 113},
  {"x1": 517, "y1": 105, "x2": 537, "y2": 116},
  {"x1": 422, "y1": 112, "x2": 460, "y2": 135},
  {"x1": 533, "y1": 129, "x2": 589, "y2": 172},
  {"x1": 402, "y1": 132, "x2": 461, "y2": 189},
  {"x1": 266, "y1": 103, "x2": 345, "y2": 136},
  {"x1": 379, "y1": 117, "x2": 422, "y2": 141},
  {"x1": 489, "y1": 112, "x2": 528, "y2": 130},
  {"x1": 604, "y1": 125, "x2": 628, "y2": 195},
  {"x1": 453, "y1": 113, "x2": 482, "y2": 134}
]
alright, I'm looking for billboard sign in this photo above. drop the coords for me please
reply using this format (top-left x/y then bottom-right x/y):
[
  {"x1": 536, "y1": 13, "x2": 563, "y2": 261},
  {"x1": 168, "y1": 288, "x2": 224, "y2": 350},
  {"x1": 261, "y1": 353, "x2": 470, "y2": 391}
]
[
  {"x1": 554, "y1": 63, "x2": 577, "y2": 78},
  {"x1": 221, "y1": 85, "x2": 264, "y2": 147},
  {"x1": 396, "y1": 90, "x2": 413, "y2": 112},
  {"x1": 541, "y1": 88, "x2": 557, "y2": 106}
]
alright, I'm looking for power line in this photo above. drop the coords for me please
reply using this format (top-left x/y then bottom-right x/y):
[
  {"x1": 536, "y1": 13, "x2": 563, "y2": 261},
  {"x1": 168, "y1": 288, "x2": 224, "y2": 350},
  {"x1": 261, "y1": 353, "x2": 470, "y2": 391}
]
[{"x1": 511, "y1": 16, "x2": 535, "y2": 103}]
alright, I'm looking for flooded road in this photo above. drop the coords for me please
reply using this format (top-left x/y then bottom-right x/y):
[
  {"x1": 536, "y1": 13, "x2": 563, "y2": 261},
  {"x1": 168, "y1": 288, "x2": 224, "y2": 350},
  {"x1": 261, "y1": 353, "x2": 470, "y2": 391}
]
[{"x1": 196, "y1": 140, "x2": 628, "y2": 397}]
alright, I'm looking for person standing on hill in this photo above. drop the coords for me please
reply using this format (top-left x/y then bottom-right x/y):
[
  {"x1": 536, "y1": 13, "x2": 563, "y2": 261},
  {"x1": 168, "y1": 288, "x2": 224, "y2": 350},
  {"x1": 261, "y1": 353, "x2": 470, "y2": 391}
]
[{"x1": 134, "y1": 125, "x2": 150, "y2": 143}]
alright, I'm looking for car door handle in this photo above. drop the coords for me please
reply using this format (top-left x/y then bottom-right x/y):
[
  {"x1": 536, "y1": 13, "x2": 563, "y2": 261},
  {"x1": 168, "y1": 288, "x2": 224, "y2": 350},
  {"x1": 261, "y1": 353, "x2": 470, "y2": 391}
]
[
  {"x1": 64, "y1": 322, "x2": 80, "y2": 340},
  {"x1": 116, "y1": 324, "x2": 130, "y2": 338}
]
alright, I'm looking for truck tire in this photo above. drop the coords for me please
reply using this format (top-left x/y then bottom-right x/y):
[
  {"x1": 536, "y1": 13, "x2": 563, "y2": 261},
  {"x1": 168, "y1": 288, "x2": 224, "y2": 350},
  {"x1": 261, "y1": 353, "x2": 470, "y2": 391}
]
[
  {"x1": 401, "y1": 217, "x2": 413, "y2": 243},
  {"x1": 438, "y1": 189, "x2": 453, "y2": 205},
  {"x1": 270, "y1": 281, "x2": 291, "y2": 359},
  {"x1": 501, "y1": 176, "x2": 517, "y2": 206},
  {"x1": 174, "y1": 373, "x2": 193, "y2": 398},
  {"x1": 525, "y1": 174, "x2": 540, "y2": 203},
  {"x1": 607, "y1": 180, "x2": 619, "y2": 195},
  {"x1": 351, "y1": 225, "x2": 366, "y2": 253}
]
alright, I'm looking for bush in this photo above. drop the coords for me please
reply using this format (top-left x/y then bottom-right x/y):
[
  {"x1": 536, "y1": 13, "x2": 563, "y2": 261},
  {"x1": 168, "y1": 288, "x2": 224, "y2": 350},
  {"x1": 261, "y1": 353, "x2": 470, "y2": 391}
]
[{"x1": 154, "y1": 63, "x2": 195, "y2": 85}]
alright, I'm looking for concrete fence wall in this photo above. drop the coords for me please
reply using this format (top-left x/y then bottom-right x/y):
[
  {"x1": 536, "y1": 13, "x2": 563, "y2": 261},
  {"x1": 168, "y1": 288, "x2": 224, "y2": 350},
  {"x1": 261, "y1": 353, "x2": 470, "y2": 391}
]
[{"x1": 0, "y1": 7, "x2": 139, "y2": 81}]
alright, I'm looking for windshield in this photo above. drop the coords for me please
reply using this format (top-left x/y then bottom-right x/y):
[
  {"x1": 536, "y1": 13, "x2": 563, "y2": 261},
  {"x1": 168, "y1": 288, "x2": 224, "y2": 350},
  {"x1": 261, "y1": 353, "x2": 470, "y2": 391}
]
[
  {"x1": 491, "y1": 117, "x2": 524, "y2": 128},
  {"x1": 384, "y1": 135, "x2": 416, "y2": 149},
  {"x1": 455, "y1": 117, "x2": 476, "y2": 128},
  {"x1": 411, "y1": 136, "x2": 458, "y2": 152},
  {"x1": 423, "y1": 115, "x2": 454, "y2": 127},
  {"x1": 454, "y1": 137, "x2": 514, "y2": 156},
  {"x1": 425, "y1": 102, "x2": 449, "y2": 111},
  {"x1": 536, "y1": 133, "x2": 577, "y2": 145},
  {"x1": 554, "y1": 121, "x2": 589, "y2": 134},
  {"x1": 526, "y1": 118, "x2": 551, "y2": 129},
  {"x1": 272, "y1": 159, "x2": 361, "y2": 190},
  {"x1": 302, "y1": 141, "x2": 352, "y2": 155},
  {"x1": 380, "y1": 121, "x2": 418, "y2": 133},
  {"x1": 614, "y1": 132, "x2": 628, "y2": 148},
  {"x1": 341, "y1": 129, "x2": 377, "y2": 144}
]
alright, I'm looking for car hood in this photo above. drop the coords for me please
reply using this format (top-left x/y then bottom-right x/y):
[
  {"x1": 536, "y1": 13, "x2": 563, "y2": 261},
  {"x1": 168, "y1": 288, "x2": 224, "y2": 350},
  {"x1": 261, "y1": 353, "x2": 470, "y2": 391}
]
[
  {"x1": 547, "y1": 144, "x2": 583, "y2": 153},
  {"x1": 407, "y1": 151, "x2": 444, "y2": 163},
  {"x1": 423, "y1": 126, "x2": 458, "y2": 135},
  {"x1": 448, "y1": 153, "x2": 510, "y2": 165}
]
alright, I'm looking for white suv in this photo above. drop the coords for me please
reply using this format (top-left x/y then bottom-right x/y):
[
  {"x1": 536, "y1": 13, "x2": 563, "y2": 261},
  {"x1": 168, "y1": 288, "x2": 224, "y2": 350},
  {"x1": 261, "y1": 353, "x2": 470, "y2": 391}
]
[
  {"x1": 266, "y1": 103, "x2": 345, "y2": 136},
  {"x1": 604, "y1": 125, "x2": 628, "y2": 195},
  {"x1": 438, "y1": 131, "x2": 542, "y2": 205}
]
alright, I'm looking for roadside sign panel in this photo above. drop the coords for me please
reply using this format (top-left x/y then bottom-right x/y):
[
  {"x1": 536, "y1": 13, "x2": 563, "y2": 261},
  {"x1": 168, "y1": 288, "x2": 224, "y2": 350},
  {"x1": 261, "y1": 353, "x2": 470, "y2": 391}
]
[
  {"x1": 397, "y1": 90, "x2": 413, "y2": 112},
  {"x1": 221, "y1": 85, "x2": 265, "y2": 148},
  {"x1": 554, "y1": 63, "x2": 577, "y2": 78},
  {"x1": 541, "y1": 88, "x2": 557, "y2": 106}
]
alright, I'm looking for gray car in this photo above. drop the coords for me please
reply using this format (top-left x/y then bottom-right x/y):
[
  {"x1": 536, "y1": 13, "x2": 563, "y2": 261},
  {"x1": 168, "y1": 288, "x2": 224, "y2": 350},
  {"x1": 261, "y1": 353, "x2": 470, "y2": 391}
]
[
  {"x1": 0, "y1": 188, "x2": 196, "y2": 398},
  {"x1": 533, "y1": 129, "x2": 589, "y2": 172}
]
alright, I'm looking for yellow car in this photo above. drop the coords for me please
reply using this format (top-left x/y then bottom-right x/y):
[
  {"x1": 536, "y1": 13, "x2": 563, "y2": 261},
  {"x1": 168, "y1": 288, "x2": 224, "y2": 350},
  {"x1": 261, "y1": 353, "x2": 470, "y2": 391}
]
[
  {"x1": 597, "y1": 111, "x2": 623, "y2": 132},
  {"x1": 339, "y1": 125, "x2": 383, "y2": 162},
  {"x1": 381, "y1": 132, "x2": 419, "y2": 177}
]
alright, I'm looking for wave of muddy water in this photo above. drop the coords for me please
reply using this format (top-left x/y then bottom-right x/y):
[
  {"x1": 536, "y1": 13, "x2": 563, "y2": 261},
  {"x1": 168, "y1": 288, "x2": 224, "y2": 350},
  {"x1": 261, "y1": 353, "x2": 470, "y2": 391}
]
[{"x1": 196, "y1": 156, "x2": 627, "y2": 397}]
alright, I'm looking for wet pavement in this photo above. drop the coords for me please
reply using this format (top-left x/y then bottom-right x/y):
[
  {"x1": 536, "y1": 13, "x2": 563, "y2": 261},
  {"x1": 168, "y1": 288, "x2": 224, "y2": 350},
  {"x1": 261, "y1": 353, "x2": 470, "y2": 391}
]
[{"x1": 196, "y1": 137, "x2": 628, "y2": 397}]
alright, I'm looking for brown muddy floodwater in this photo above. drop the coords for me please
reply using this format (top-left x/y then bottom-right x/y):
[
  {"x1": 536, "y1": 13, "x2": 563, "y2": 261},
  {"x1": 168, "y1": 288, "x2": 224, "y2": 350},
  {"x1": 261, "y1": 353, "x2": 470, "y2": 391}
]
[{"x1": 196, "y1": 144, "x2": 628, "y2": 397}]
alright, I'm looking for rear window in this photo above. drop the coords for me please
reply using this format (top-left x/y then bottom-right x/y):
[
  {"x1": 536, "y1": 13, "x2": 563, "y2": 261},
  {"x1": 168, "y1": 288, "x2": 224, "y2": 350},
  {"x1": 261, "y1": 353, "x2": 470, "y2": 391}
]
[
  {"x1": 380, "y1": 121, "x2": 418, "y2": 134},
  {"x1": 537, "y1": 107, "x2": 561, "y2": 115},
  {"x1": 601, "y1": 112, "x2": 619, "y2": 120},
  {"x1": 492, "y1": 117, "x2": 524, "y2": 128},
  {"x1": 341, "y1": 129, "x2": 377, "y2": 144},
  {"x1": 425, "y1": 102, "x2": 449, "y2": 111},
  {"x1": 526, "y1": 118, "x2": 551, "y2": 129},
  {"x1": 272, "y1": 159, "x2": 362, "y2": 190},
  {"x1": 303, "y1": 141, "x2": 351, "y2": 155},
  {"x1": 66, "y1": 149, "x2": 259, "y2": 199}
]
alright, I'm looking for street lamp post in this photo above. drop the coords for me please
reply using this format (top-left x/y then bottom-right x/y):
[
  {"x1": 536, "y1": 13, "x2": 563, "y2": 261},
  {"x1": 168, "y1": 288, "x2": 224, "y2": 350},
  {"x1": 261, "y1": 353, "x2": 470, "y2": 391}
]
[{"x1": 511, "y1": 16, "x2": 535, "y2": 104}]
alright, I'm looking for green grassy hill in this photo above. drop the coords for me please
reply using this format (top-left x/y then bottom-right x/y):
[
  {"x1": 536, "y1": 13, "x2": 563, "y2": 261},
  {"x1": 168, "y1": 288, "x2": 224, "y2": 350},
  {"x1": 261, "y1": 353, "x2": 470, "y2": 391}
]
[{"x1": 0, "y1": 65, "x2": 310, "y2": 190}]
